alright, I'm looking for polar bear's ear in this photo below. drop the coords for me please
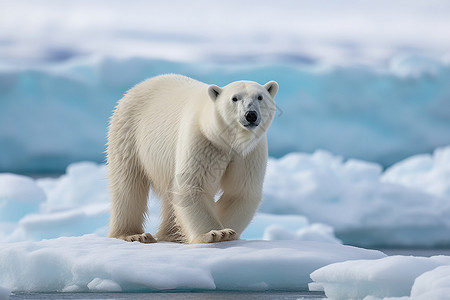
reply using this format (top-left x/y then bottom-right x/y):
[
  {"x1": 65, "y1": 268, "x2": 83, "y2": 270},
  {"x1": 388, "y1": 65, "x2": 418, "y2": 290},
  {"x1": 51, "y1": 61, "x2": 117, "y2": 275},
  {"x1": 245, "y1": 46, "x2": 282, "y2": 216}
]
[
  {"x1": 264, "y1": 81, "x2": 279, "y2": 98},
  {"x1": 208, "y1": 85, "x2": 222, "y2": 101}
]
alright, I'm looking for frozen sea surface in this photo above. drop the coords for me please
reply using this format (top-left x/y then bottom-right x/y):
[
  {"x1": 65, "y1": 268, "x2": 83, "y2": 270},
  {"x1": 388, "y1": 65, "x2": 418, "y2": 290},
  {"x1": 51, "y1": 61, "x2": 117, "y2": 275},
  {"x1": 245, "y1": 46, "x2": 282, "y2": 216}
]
[{"x1": 0, "y1": 236, "x2": 384, "y2": 294}]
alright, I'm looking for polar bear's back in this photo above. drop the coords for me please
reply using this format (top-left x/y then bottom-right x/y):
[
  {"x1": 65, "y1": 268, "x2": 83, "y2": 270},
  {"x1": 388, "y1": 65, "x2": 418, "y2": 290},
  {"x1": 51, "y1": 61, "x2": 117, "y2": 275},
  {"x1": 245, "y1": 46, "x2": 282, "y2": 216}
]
[
  {"x1": 116, "y1": 74, "x2": 207, "y2": 194},
  {"x1": 134, "y1": 74, "x2": 205, "y2": 95},
  {"x1": 128, "y1": 74, "x2": 206, "y2": 104}
]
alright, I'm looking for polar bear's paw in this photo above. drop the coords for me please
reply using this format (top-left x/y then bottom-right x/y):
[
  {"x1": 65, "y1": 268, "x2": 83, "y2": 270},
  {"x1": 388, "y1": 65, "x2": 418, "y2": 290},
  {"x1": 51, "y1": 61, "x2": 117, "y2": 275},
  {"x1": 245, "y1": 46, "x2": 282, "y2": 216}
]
[
  {"x1": 193, "y1": 229, "x2": 238, "y2": 244},
  {"x1": 123, "y1": 233, "x2": 157, "y2": 243}
]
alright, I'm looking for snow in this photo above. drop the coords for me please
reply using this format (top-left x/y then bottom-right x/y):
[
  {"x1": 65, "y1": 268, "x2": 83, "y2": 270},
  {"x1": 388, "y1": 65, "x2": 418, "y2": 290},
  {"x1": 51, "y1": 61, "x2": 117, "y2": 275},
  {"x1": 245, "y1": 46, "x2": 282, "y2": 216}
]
[
  {"x1": 263, "y1": 223, "x2": 342, "y2": 245},
  {"x1": 382, "y1": 146, "x2": 450, "y2": 198},
  {"x1": 310, "y1": 255, "x2": 450, "y2": 300},
  {"x1": 241, "y1": 213, "x2": 341, "y2": 244},
  {"x1": 0, "y1": 235, "x2": 384, "y2": 293},
  {"x1": 2, "y1": 162, "x2": 111, "y2": 242},
  {"x1": 0, "y1": 150, "x2": 448, "y2": 295},
  {"x1": 261, "y1": 146, "x2": 450, "y2": 247},
  {"x1": 0, "y1": 159, "x2": 344, "y2": 245},
  {"x1": 0, "y1": 173, "x2": 46, "y2": 222},
  {"x1": 410, "y1": 265, "x2": 450, "y2": 300},
  {"x1": 2, "y1": 146, "x2": 450, "y2": 247},
  {"x1": 0, "y1": 146, "x2": 449, "y2": 297}
]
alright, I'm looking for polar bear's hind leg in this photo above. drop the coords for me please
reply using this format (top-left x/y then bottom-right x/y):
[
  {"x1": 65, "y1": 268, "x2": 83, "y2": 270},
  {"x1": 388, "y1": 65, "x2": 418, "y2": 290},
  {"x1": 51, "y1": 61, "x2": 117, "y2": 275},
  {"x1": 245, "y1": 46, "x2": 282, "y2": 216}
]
[{"x1": 107, "y1": 130, "x2": 154, "y2": 243}]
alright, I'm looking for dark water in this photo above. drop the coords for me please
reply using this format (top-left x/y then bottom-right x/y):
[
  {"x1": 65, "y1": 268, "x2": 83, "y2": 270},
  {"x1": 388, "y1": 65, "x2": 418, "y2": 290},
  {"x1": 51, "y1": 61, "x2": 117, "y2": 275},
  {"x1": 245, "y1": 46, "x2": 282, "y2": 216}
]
[
  {"x1": 10, "y1": 291, "x2": 325, "y2": 300},
  {"x1": 379, "y1": 248, "x2": 450, "y2": 257}
]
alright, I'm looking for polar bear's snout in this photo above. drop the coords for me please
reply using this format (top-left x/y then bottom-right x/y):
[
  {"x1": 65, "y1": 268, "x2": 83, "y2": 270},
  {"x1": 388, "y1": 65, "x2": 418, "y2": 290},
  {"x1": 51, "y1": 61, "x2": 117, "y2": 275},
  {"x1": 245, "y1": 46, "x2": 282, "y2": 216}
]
[
  {"x1": 244, "y1": 111, "x2": 259, "y2": 127},
  {"x1": 239, "y1": 97, "x2": 261, "y2": 129}
]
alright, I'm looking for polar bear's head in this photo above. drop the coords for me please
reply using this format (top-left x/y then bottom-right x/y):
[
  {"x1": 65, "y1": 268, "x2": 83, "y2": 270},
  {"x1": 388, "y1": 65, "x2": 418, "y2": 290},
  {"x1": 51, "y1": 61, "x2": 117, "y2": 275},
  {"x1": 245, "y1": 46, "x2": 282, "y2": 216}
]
[{"x1": 207, "y1": 80, "x2": 278, "y2": 155}]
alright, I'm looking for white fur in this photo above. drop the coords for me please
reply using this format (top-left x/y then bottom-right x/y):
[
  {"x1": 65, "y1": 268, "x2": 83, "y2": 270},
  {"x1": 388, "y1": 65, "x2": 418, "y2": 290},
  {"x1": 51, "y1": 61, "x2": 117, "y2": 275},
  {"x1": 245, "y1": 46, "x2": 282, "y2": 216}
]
[{"x1": 107, "y1": 74, "x2": 278, "y2": 244}]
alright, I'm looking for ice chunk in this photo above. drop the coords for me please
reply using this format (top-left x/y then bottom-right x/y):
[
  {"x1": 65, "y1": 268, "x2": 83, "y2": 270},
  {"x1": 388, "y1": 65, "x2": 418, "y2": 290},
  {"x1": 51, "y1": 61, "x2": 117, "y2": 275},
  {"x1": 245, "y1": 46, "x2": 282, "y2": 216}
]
[
  {"x1": 410, "y1": 265, "x2": 450, "y2": 299},
  {"x1": 382, "y1": 146, "x2": 450, "y2": 198},
  {"x1": 37, "y1": 161, "x2": 108, "y2": 212},
  {"x1": 262, "y1": 147, "x2": 450, "y2": 247},
  {"x1": 0, "y1": 162, "x2": 111, "y2": 242},
  {"x1": 310, "y1": 255, "x2": 450, "y2": 300},
  {"x1": 0, "y1": 174, "x2": 46, "y2": 222},
  {"x1": 242, "y1": 213, "x2": 309, "y2": 240},
  {"x1": 9, "y1": 203, "x2": 110, "y2": 241},
  {"x1": 0, "y1": 235, "x2": 385, "y2": 293},
  {"x1": 263, "y1": 223, "x2": 342, "y2": 244},
  {"x1": 87, "y1": 278, "x2": 121, "y2": 292}
]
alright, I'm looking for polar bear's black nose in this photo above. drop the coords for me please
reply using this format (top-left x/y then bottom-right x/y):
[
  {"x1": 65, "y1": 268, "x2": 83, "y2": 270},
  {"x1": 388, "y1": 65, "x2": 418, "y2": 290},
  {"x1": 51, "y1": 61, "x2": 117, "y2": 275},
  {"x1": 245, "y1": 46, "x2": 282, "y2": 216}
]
[{"x1": 245, "y1": 111, "x2": 258, "y2": 123}]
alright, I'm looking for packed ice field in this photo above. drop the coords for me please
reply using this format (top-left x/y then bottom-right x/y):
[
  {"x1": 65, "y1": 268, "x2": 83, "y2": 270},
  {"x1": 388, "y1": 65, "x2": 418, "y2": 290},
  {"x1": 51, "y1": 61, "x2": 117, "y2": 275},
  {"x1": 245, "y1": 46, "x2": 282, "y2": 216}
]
[
  {"x1": 1, "y1": 147, "x2": 450, "y2": 299},
  {"x1": 2, "y1": 0, "x2": 450, "y2": 299}
]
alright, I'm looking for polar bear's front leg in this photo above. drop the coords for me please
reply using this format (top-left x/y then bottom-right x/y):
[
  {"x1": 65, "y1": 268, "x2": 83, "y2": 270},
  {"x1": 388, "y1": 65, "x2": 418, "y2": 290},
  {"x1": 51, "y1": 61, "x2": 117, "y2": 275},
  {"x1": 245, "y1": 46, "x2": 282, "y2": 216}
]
[
  {"x1": 192, "y1": 229, "x2": 237, "y2": 243},
  {"x1": 216, "y1": 141, "x2": 267, "y2": 235},
  {"x1": 121, "y1": 233, "x2": 156, "y2": 243},
  {"x1": 172, "y1": 182, "x2": 237, "y2": 244},
  {"x1": 172, "y1": 135, "x2": 237, "y2": 243}
]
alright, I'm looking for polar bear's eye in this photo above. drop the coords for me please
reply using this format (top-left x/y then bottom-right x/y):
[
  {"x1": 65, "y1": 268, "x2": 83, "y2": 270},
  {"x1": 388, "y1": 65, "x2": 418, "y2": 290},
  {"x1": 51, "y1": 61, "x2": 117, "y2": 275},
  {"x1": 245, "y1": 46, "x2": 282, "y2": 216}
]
[
  {"x1": 232, "y1": 96, "x2": 239, "y2": 102},
  {"x1": 257, "y1": 95, "x2": 263, "y2": 101}
]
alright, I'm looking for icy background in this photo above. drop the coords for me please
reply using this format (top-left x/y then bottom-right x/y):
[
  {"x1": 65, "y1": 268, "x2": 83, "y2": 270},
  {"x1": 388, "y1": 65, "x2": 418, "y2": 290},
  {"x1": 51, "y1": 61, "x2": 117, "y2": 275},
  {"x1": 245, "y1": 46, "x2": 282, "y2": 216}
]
[
  {"x1": 1, "y1": 147, "x2": 450, "y2": 248},
  {"x1": 1, "y1": 0, "x2": 450, "y2": 173},
  {"x1": 1, "y1": 0, "x2": 450, "y2": 298}
]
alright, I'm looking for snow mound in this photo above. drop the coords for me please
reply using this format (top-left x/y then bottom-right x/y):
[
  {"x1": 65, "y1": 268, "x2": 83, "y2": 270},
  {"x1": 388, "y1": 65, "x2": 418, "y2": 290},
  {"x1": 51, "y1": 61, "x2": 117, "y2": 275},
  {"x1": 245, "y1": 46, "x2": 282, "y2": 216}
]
[
  {"x1": 382, "y1": 146, "x2": 450, "y2": 198},
  {"x1": 310, "y1": 255, "x2": 450, "y2": 300},
  {"x1": 411, "y1": 265, "x2": 450, "y2": 300},
  {"x1": 242, "y1": 213, "x2": 341, "y2": 244},
  {"x1": 0, "y1": 173, "x2": 46, "y2": 223},
  {"x1": 0, "y1": 235, "x2": 384, "y2": 293},
  {"x1": 262, "y1": 146, "x2": 450, "y2": 247},
  {"x1": 2, "y1": 162, "x2": 111, "y2": 242},
  {"x1": 263, "y1": 223, "x2": 342, "y2": 244},
  {"x1": 37, "y1": 161, "x2": 109, "y2": 212}
]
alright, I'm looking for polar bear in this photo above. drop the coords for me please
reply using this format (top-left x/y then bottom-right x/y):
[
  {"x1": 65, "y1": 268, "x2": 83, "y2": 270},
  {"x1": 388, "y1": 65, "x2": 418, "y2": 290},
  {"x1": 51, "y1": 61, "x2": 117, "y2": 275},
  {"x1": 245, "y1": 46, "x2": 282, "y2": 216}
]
[{"x1": 107, "y1": 74, "x2": 278, "y2": 244}]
